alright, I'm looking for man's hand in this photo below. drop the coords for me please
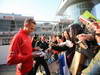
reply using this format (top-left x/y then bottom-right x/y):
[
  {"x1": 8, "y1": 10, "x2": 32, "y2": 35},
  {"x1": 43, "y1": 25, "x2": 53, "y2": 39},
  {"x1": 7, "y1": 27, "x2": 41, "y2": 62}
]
[
  {"x1": 39, "y1": 51, "x2": 46, "y2": 57},
  {"x1": 32, "y1": 51, "x2": 42, "y2": 57},
  {"x1": 77, "y1": 34, "x2": 93, "y2": 41}
]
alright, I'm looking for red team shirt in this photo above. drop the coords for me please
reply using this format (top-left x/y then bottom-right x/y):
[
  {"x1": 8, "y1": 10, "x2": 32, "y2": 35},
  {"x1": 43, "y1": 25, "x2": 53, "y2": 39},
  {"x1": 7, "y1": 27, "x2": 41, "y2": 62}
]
[{"x1": 7, "y1": 29, "x2": 34, "y2": 75}]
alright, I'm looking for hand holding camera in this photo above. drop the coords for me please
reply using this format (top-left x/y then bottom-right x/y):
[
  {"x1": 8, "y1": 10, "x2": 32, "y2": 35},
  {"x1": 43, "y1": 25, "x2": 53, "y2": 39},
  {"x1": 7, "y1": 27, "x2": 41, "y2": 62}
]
[{"x1": 32, "y1": 50, "x2": 46, "y2": 57}]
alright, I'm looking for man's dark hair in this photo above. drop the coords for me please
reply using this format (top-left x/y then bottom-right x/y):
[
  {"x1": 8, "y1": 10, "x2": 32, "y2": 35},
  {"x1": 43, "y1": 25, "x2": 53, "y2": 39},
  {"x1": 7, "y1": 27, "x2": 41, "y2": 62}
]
[
  {"x1": 69, "y1": 23, "x2": 84, "y2": 36},
  {"x1": 24, "y1": 18, "x2": 36, "y2": 26}
]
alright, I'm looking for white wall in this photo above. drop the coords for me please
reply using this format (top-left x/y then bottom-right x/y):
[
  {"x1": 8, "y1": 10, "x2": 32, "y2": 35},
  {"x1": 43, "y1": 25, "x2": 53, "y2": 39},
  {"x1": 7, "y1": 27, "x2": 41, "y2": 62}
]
[
  {"x1": 95, "y1": 3, "x2": 100, "y2": 19},
  {"x1": 0, "y1": 45, "x2": 9, "y2": 64}
]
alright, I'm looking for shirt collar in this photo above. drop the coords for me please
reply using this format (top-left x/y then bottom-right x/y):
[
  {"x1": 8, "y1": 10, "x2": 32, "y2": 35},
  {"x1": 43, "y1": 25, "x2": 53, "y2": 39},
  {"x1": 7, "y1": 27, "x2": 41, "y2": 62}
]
[{"x1": 19, "y1": 28, "x2": 29, "y2": 35}]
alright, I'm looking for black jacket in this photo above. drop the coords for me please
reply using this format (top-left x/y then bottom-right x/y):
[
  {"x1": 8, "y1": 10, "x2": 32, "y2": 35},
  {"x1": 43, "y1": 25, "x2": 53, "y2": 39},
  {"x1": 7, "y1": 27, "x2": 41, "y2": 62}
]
[{"x1": 35, "y1": 40, "x2": 49, "y2": 51}]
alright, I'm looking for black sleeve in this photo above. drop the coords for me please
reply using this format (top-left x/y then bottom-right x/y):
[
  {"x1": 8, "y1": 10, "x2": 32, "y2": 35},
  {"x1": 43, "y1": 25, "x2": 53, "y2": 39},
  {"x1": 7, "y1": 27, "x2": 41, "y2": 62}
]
[
  {"x1": 51, "y1": 45, "x2": 69, "y2": 52},
  {"x1": 35, "y1": 41, "x2": 49, "y2": 50},
  {"x1": 35, "y1": 41, "x2": 40, "y2": 47},
  {"x1": 32, "y1": 40, "x2": 36, "y2": 48},
  {"x1": 42, "y1": 42, "x2": 49, "y2": 50}
]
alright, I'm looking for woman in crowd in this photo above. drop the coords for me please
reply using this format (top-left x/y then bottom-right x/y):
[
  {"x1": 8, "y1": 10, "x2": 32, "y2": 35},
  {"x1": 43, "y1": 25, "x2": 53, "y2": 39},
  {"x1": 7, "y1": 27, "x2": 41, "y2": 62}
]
[{"x1": 81, "y1": 19, "x2": 100, "y2": 75}]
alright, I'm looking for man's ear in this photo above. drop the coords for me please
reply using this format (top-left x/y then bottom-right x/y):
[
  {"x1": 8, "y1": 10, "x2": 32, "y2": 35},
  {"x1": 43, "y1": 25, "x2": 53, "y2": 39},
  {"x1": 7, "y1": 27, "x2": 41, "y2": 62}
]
[{"x1": 24, "y1": 24, "x2": 29, "y2": 27}]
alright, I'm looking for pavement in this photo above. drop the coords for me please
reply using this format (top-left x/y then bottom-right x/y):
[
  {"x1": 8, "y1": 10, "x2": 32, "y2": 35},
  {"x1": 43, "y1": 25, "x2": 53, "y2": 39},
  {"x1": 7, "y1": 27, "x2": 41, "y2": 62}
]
[
  {"x1": 0, "y1": 65, "x2": 44, "y2": 75},
  {"x1": 0, "y1": 62, "x2": 59, "y2": 75},
  {"x1": 0, "y1": 65, "x2": 16, "y2": 75}
]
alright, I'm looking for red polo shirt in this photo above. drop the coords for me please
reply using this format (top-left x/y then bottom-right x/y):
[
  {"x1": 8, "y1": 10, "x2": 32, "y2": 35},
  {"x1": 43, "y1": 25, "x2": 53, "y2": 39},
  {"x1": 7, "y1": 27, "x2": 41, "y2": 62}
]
[{"x1": 7, "y1": 29, "x2": 34, "y2": 75}]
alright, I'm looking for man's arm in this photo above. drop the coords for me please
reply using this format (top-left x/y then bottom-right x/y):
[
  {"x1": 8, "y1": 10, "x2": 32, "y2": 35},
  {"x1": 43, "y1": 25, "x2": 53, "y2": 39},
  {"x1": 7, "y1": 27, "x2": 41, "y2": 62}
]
[{"x1": 7, "y1": 35, "x2": 32, "y2": 65}]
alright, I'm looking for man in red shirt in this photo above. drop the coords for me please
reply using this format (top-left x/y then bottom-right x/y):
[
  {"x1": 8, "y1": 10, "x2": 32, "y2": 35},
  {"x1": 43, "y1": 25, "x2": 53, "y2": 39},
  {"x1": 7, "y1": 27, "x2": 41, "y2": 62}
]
[{"x1": 7, "y1": 18, "x2": 37, "y2": 75}]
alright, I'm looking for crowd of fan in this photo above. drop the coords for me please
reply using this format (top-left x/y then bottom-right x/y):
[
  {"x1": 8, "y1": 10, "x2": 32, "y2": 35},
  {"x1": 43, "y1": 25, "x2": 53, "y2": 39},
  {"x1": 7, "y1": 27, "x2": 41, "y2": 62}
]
[{"x1": 32, "y1": 18, "x2": 100, "y2": 75}]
